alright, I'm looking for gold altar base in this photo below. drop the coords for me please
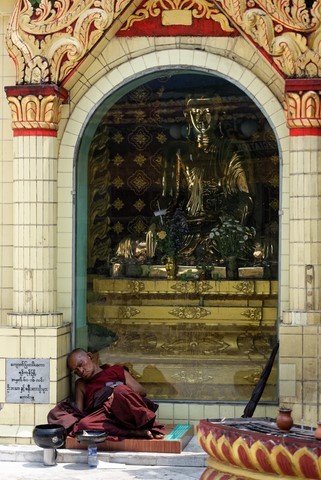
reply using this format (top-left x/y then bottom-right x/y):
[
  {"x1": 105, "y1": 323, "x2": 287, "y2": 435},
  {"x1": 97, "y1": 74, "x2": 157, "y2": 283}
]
[
  {"x1": 97, "y1": 356, "x2": 278, "y2": 402},
  {"x1": 66, "y1": 424, "x2": 194, "y2": 453},
  {"x1": 89, "y1": 278, "x2": 278, "y2": 402}
]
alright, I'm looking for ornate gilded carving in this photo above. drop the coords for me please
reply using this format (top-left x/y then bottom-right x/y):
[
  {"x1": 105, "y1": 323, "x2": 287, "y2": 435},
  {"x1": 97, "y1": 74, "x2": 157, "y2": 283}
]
[
  {"x1": 6, "y1": 0, "x2": 321, "y2": 95},
  {"x1": 171, "y1": 280, "x2": 213, "y2": 294},
  {"x1": 161, "y1": 334, "x2": 229, "y2": 356},
  {"x1": 99, "y1": 318, "x2": 274, "y2": 358},
  {"x1": 6, "y1": 0, "x2": 133, "y2": 84},
  {"x1": 243, "y1": 367, "x2": 263, "y2": 385},
  {"x1": 118, "y1": 306, "x2": 140, "y2": 318},
  {"x1": 216, "y1": 0, "x2": 321, "y2": 77},
  {"x1": 241, "y1": 308, "x2": 262, "y2": 323},
  {"x1": 5, "y1": 84, "x2": 68, "y2": 132},
  {"x1": 172, "y1": 367, "x2": 214, "y2": 383},
  {"x1": 234, "y1": 281, "x2": 255, "y2": 295},
  {"x1": 93, "y1": 278, "x2": 273, "y2": 295},
  {"x1": 237, "y1": 330, "x2": 272, "y2": 358},
  {"x1": 169, "y1": 306, "x2": 210, "y2": 319},
  {"x1": 128, "y1": 280, "x2": 145, "y2": 293},
  {"x1": 90, "y1": 279, "x2": 277, "y2": 401},
  {"x1": 25, "y1": 55, "x2": 51, "y2": 84},
  {"x1": 5, "y1": 0, "x2": 321, "y2": 86},
  {"x1": 121, "y1": 0, "x2": 234, "y2": 32},
  {"x1": 284, "y1": 89, "x2": 321, "y2": 129},
  {"x1": 109, "y1": 325, "x2": 158, "y2": 353}
]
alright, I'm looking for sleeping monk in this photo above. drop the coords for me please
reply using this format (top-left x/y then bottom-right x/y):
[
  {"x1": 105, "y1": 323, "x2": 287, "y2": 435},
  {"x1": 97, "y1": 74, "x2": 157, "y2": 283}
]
[{"x1": 47, "y1": 348, "x2": 165, "y2": 439}]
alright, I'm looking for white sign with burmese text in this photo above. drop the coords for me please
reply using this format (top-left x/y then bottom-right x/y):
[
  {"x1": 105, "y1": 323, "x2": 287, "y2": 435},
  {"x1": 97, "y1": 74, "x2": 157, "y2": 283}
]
[{"x1": 6, "y1": 358, "x2": 50, "y2": 403}]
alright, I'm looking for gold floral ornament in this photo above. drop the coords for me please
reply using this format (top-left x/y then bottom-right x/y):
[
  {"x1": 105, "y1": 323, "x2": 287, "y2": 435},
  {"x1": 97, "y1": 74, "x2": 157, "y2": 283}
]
[
  {"x1": 217, "y1": 0, "x2": 321, "y2": 77},
  {"x1": 121, "y1": 0, "x2": 234, "y2": 33},
  {"x1": 209, "y1": 216, "x2": 256, "y2": 262},
  {"x1": 6, "y1": 0, "x2": 134, "y2": 84}
]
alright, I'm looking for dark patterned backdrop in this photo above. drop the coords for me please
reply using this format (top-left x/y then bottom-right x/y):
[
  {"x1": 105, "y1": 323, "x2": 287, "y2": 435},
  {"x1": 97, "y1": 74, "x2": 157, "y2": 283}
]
[{"x1": 87, "y1": 73, "x2": 279, "y2": 274}]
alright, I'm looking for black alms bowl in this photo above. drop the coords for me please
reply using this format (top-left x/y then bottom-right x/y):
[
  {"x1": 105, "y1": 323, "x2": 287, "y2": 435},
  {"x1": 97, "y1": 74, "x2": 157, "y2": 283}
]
[{"x1": 33, "y1": 424, "x2": 66, "y2": 449}]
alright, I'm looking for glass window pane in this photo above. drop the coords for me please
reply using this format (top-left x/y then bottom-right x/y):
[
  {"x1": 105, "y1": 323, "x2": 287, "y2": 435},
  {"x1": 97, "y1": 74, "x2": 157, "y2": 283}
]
[{"x1": 76, "y1": 72, "x2": 279, "y2": 404}]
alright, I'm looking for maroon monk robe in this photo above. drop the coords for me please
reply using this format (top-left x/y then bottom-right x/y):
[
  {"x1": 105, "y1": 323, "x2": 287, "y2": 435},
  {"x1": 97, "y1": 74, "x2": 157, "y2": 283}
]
[
  {"x1": 83, "y1": 364, "x2": 126, "y2": 411},
  {"x1": 47, "y1": 364, "x2": 165, "y2": 439},
  {"x1": 74, "y1": 384, "x2": 164, "y2": 438}
]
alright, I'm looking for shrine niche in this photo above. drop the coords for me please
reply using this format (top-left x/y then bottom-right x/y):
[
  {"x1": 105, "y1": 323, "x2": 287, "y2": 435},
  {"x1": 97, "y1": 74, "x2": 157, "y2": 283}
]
[
  {"x1": 87, "y1": 73, "x2": 279, "y2": 280},
  {"x1": 83, "y1": 71, "x2": 279, "y2": 403}
]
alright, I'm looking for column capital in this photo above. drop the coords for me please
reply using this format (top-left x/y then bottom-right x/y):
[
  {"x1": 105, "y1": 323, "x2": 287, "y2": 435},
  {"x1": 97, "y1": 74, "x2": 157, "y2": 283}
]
[
  {"x1": 5, "y1": 84, "x2": 68, "y2": 137},
  {"x1": 284, "y1": 79, "x2": 321, "y2": 136},
  {"x1": 7, "y1": 312, "x2": 64, "y2": 328}
]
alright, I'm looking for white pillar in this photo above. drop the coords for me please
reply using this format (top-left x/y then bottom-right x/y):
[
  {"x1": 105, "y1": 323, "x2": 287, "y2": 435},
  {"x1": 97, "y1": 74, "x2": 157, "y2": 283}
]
[
  {"x1": 283, "y1": 79, "x2": 321, "y2": 325},
  {"x1": 5, "y1": 85, "x2": 68, "y2": 327}
]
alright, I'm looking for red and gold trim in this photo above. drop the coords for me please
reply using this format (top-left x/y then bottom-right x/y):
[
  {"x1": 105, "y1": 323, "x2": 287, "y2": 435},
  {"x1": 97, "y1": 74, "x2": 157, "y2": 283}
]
[
  {"x1": 285, "y1": 79, "x2": 321, "y2": 136},
  {"x1": 5, "y1": 84, "x2": 68, "y2": 137},
  {"x1": 5, "y1": 0, "x2": 321, "y2": 84},
  {"x1": 118, "y1": 0, "x2": 236, "y2": 37},
  {"x1": 197, "y1": 419, "x2": 321, "y2": 479}
]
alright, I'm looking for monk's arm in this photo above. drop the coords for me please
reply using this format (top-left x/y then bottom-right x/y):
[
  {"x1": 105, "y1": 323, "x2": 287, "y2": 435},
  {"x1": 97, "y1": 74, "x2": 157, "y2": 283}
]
[
  {"x1": 124, "y1": 370, "x2": 147, "y2": 397},
  {"x1": 74, "y1": 378, "x2": 86, "y2": 411}
]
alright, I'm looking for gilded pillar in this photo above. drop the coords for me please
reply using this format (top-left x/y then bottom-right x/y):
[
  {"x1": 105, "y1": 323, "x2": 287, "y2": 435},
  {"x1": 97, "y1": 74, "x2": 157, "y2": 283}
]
[
  {"x1": 283, "y1": 79, "x2": 321, "y2": 324},
  {"x1": 4, "y1": 84, "x2": 68, "y2": 327}
]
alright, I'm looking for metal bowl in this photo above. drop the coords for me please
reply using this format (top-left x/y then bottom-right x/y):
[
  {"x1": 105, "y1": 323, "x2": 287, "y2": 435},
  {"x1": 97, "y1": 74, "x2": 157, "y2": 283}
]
[{"x1": 75, "y1": 430, "x2": 108, "y2": 444}]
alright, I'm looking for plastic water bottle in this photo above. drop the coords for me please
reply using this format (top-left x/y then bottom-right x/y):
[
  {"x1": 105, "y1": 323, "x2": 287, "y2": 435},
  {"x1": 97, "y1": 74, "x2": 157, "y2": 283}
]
[{"x1": 87, "y1": 444, "x2": 98, "y2": 467}]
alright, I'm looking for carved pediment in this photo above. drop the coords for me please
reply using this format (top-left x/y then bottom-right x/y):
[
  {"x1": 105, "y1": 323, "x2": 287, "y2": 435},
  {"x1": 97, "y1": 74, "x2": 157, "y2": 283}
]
[
  {"x1": 6, "y1": 0, "x2": 136, "y2": 84},
  {"x1": 5, "y1": 0, "x2": 321, "y2": 85}
]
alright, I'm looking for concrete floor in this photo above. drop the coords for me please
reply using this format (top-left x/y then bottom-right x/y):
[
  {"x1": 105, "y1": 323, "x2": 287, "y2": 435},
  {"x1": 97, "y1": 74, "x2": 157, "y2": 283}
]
[
  {"x1": 0, "y1": 434, "x2": 209, "y2": 480},
  {"x1": 0, "y1": 461, "x2": 207, "y2": 479}
]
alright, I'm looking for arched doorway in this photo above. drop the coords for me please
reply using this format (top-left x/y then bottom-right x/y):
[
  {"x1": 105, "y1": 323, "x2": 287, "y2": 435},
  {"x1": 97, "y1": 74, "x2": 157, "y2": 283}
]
[{"x1": 75, "y1": 69, "x2": 279, "y2": 404}]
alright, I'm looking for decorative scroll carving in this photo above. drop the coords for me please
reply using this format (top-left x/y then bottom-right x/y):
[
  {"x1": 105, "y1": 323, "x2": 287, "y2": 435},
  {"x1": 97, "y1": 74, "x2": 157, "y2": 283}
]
[
  {"x1": 5, "y1": 0, "x2": 321, "y2": 86},
  {"x1": 91, "y1": 279, "x2": 277, "y2": 401},
  {"x1": 162, "y1": 335, "x2": 229, "y2": 356},
  {"x1": 241, "y1": 308, "x2": 262, "y2": 323},
  {"x1": 216, "y1": 0, "x2": 321, "y2": 77},
  {"x1": 101, "y1": 321, "x2": 273, "y2": 358},
  {"x1": 169, "y1": 306, "x2": 210, "y2": 319},
  {"x1": 6, "y1": 0, "x2": 133, "y2": 84},
  {"x1": 118, "y1": 306, "x2": 140, "y2": 318},
  {"x1": 128, "y1": 280, "x2": 145, "y2": 293},
  {"x1": 233, "y1": 281, "x2": 255, "y2": 295},
  {"x1": 121, "y1": 0, "x2": 234, "y2": 32},
  {"x1": 171, "y1": 280, "x2": 213, "y2": 294},
  {"x1": 5, "y1": 84, "x2": 68, "y2": 133},
  {"x1": 171, "y1": 368, "x2": 214, "y2": 383},
  {"x1": 25, "y1": 55, "x2": 51, "y2": 84}
]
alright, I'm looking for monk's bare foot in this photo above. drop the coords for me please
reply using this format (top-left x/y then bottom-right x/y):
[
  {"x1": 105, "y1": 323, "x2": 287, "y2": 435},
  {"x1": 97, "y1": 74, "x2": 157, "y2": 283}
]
[{"x1": 152, "y1": 433, "x2": 164, "y2": 439}]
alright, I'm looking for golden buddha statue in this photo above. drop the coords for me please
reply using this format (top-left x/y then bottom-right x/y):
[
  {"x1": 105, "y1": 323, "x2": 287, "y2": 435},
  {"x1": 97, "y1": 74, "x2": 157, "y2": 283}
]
[
  {"x1": 160, "y1": 96, "x2": 254, "y2": 258},
  {"x1": 114, "y1": 96, "x2": 254, "y2": 264}
]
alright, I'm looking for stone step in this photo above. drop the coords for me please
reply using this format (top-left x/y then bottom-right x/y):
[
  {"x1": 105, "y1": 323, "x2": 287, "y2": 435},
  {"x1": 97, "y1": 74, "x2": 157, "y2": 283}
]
[{"x1": 0, "y1": 430, "x2": 207, "y2": 467}]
